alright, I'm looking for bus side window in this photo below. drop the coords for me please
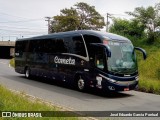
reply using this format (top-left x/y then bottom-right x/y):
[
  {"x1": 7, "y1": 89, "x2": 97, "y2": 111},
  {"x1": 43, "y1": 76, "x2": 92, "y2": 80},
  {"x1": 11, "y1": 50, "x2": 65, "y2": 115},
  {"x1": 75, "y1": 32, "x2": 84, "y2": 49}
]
[
  {"x1": 45, "y1": 38, "x2": 56, "y2": 53},
  {"x1": 72, "y1": 36, "x2": 87, "y2": 57},
  {"x1": 63, "y1": 37, "x2": 73, "y2": 53},
  {"x1": 15, "y1": 41, "x2": 22, "y2": 57},
  {"x1": 29, "y1": 40, "x2": 39, "y2": 53},
  {"x1": 56, "y1": 38, "x2": 67, "y2": 53},
  {"x1": 83, "y1": 35, "x2": 101, "y2": 56}
]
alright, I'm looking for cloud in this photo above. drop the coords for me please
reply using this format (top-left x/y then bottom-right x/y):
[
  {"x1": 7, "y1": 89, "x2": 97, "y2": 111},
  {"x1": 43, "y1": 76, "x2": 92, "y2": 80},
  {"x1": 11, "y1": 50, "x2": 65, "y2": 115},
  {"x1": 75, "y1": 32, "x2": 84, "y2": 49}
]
[{"x1": 0, "y1": 0, "x2": 158, "y2": 40}]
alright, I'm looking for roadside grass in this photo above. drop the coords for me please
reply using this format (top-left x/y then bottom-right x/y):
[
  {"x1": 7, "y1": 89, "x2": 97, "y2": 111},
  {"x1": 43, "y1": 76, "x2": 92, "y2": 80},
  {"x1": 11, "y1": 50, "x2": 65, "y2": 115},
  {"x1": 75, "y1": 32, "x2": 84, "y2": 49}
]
[
  {"x1": 137, "y1": 45, "x2": 160, "y2": 94},
  {"x1": 0, "y1": 85, "x2": 80, "y2": 120}
]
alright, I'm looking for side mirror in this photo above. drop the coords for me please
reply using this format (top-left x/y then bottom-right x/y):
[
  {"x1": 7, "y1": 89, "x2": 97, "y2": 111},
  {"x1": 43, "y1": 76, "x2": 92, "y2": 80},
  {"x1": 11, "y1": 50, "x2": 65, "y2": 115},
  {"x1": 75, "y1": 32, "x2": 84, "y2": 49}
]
[
  {"x1": 134, "y1": 47, "x2": 147, "y2": 60},
  {"x1": 105, "y1": 45, "x2": 111, "y2": 57}
]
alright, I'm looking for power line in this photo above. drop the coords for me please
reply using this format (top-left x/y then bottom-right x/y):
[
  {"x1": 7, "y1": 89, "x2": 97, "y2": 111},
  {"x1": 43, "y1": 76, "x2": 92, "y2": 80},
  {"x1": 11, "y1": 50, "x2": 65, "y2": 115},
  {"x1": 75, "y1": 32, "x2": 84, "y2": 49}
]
[
  {"x1": 0, "y1": 28, "x2": 47, "y2": 33},
  {"x1": 0, "y1": 18, "x2": 44, "y2": 23},
  {"x1": 0, "y1": 11, "x2": 29, "y2": 19},
  {"x1": 0, "y1": 10, "x2": 48, "y2": 21},
  {"x1": 110, "y1": 13, "x2": 130, "y2": 17},
  {"x1": 0, "y1": 12, "x2": 50, "y2": 38},
  {"x1": 0, "y1": 25, "x2": 47, "y2": 31},
  {"x1": 0, "y1": 24, "x2": 47, "y2": 29},
  {"x1": 0, "y1": 33, "x2": 47, "y2": 40},
  {"x1": 1, "y1": 33, "x2": 46, "y2": 36},
  {"x1": 105, "y1": 13, "x2": 130, "y2": 17}
]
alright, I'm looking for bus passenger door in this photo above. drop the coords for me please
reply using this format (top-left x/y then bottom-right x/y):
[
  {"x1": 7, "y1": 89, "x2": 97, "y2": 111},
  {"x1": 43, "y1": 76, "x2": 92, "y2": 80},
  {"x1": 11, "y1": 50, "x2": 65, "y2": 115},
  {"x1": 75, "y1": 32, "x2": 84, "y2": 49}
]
[{"x1": 90, "y1": 45, "x2": 106, "y2": 88}]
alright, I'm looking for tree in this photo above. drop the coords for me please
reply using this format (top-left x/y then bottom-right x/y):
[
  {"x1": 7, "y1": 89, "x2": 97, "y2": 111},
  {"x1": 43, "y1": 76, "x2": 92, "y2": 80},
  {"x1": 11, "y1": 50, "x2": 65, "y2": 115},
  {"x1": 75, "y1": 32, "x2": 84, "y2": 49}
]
[
  {"x1": 109, "y1": 18, "x2": 145, "y2": 38},
  {"x1": 52, "y1": 8, "x2": 79, "y2": 32},
  {"x1": 51, "y1": 2, "x2": 105, "y2": 32},
  {"x1": 126, "y1": 3, "x2": 160, "y2": 43}
]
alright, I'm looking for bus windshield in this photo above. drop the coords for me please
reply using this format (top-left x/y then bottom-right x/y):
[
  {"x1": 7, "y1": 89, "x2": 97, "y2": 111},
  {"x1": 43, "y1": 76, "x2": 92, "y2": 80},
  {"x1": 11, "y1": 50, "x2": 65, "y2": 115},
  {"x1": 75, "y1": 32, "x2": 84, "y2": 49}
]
[{"x1": 107, "y1": 41, "x2": 137, "y2": 74}]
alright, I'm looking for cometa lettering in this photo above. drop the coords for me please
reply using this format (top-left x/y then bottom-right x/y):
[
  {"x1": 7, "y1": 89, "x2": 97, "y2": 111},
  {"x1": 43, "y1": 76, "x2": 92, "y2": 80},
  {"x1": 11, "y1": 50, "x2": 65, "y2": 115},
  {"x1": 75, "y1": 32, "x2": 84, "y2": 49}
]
[{"x1": 54, "y1": 56, "x2": 75, "y2": 65}]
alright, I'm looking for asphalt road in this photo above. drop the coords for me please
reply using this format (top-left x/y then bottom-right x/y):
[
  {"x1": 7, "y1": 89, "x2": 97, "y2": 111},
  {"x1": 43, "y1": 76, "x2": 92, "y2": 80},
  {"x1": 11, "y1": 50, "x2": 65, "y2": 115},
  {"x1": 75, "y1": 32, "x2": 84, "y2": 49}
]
[{"x1": 0, "y1": 59, "x2": 160, "y2": 120}]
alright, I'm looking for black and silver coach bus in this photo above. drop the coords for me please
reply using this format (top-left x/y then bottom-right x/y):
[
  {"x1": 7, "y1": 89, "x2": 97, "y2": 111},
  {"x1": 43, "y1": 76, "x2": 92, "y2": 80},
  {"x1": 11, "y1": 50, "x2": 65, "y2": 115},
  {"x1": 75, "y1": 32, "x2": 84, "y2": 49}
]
[{"x1": 15, "y1": 30, "x2": 147, "y2": 92}]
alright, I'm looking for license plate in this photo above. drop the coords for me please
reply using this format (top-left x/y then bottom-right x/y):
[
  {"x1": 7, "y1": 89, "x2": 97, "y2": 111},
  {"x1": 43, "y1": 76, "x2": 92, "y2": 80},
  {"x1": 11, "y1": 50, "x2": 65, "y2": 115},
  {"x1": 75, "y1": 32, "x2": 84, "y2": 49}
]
[{"x1": 124, "y1": 88, "x2": 129, "y2": 91}]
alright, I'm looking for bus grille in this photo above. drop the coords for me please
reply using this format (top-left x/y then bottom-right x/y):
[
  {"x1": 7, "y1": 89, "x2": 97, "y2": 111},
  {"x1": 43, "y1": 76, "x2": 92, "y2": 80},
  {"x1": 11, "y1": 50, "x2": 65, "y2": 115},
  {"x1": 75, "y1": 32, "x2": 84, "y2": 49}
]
[{"x1": 116, "y1": 80, "x2": 136, "y2": 86}]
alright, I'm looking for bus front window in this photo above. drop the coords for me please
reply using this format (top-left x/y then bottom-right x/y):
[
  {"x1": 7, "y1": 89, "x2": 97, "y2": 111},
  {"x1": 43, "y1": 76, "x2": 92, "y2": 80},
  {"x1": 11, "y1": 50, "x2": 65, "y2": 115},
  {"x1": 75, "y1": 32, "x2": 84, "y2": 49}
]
[{"x1": 107, "y1": 41, "x2": 137, "y2": 74}]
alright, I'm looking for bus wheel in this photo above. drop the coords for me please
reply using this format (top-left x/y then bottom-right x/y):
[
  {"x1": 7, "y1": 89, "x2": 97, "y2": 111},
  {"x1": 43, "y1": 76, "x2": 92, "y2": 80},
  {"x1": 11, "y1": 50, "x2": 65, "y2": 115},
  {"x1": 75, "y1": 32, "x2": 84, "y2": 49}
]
[
  {"x1": 25, "y1": 67, "x2": 30, "y2": 79},
  {"x1": 77, "y1": 76, "x2": 86, "y2": 91}
]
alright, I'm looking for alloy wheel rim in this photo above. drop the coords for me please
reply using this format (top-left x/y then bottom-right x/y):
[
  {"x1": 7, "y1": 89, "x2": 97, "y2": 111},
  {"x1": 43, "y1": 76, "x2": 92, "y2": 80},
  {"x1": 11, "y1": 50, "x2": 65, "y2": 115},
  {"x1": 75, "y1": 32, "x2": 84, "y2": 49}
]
[
  {"x1": 25, "y1": 69, "x2": 29, "y2": 78},
  {"x1": 78, "y1": 79, "x2": 84, "y2": 90}
]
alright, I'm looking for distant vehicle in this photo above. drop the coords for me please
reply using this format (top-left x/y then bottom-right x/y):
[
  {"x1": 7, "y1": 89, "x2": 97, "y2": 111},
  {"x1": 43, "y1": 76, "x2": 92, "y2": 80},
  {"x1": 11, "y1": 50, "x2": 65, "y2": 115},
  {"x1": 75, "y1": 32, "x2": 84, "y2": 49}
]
[{"x1": 15, "y1": 30, "x2": 147, "y2": 92}]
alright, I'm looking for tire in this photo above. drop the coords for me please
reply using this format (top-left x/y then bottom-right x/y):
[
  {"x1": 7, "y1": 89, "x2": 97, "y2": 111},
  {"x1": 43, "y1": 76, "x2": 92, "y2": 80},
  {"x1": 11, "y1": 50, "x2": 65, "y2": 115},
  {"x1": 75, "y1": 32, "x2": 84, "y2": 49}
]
[
  {"x1": 25, "y1": 67, "x2": 30, "y2": 79},
  {"x1": 77, "y1": 76, "x2": 86, "y2": 91}
]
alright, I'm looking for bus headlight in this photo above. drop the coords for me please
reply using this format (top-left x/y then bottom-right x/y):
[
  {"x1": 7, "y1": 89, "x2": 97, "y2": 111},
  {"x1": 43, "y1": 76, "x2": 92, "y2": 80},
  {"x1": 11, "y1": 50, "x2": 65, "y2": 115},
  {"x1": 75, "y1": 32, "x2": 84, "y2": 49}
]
[
  {"x1": 107, "y1": 77, "x2": 117, "y2": 83},
  {"x1": 99, "y1": 74, "x2": 116, "y2": 83}
]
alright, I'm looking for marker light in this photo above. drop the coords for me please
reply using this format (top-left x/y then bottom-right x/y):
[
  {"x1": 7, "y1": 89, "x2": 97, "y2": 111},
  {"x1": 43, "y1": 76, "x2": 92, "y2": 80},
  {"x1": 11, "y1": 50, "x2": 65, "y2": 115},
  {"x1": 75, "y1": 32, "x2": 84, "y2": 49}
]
[{"x1": 103, "y1": 39, "x2": 109, "y2": 45}]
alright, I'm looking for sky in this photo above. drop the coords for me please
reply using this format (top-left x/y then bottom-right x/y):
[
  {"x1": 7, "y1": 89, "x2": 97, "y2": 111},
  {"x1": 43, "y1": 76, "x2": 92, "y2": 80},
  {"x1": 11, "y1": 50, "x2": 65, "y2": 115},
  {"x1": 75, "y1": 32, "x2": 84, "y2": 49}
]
[{"x1": 0, "y1": 0, "x2": 159, "y2": 41}]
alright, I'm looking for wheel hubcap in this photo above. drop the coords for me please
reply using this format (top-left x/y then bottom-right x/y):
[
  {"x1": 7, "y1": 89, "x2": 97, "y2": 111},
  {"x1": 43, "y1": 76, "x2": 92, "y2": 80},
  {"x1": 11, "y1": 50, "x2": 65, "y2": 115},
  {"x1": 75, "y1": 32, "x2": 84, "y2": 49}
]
[
  {"x1": 78, "y1": 79, "x2": 84, "y2": 90},
  {"x1": 25, "y1": 69, "x2": 29, "y2": 78}
]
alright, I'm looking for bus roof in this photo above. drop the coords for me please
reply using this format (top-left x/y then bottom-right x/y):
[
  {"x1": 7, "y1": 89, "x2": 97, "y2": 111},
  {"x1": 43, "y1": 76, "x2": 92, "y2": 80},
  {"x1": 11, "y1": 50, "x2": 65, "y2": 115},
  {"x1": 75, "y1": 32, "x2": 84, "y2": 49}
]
[{"x1": 17, "y1": 30, "x2": 130, "y2": 42}]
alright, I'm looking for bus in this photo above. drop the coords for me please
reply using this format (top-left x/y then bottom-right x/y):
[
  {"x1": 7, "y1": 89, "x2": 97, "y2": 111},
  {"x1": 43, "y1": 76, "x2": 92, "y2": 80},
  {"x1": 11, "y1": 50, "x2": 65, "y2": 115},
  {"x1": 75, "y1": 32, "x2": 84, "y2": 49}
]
[{"x1": 15, "y1": 30, "x2": 147, "y2": 92}]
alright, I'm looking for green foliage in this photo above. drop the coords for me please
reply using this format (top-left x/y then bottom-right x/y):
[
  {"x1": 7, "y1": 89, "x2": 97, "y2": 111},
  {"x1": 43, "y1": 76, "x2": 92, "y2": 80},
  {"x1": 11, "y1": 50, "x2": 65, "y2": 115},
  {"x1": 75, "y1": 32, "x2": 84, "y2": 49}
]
[
  {"x1": 53, "y1": 8, "x2": 79, "y2": 32},
  {"x1": 0, "y1": 85, "x2": 79, "y2": 120},
  {"x1": 138, "y1": 48, "x2": 160, "y2": 94},
  {"x1": 109, "y1": 18, "x2": 145, "y2": 38},
  {"x1": 110, "y1": 2, "x2": 160, "y2": 44},
  {"x1": 126, "y1": 2, "x2": 160, "y2": 43},
  {"x1": 52, "y1": 2, "x2": 105, "y2": 32},
  {"x1": 131, "y1": 37, "x2": 160, "y2": 95}
]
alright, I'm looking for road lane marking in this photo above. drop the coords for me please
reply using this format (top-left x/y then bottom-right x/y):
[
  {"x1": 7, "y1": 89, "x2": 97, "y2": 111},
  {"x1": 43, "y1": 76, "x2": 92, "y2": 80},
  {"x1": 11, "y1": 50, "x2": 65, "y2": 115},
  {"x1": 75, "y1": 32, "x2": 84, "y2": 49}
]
[{"x1": 0, "y1": 61, "x2": 8, "y2": 65}]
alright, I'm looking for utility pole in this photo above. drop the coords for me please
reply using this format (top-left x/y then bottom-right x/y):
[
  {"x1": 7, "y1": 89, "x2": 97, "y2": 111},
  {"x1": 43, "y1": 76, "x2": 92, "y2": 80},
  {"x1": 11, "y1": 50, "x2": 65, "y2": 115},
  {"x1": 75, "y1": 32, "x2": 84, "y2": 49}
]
[
  {"x1": 45, "y1": 17, "x2": 52, "y2": 34},
  {"x1": 106, "y1": 13, "x2": 111, "y2": 32}
]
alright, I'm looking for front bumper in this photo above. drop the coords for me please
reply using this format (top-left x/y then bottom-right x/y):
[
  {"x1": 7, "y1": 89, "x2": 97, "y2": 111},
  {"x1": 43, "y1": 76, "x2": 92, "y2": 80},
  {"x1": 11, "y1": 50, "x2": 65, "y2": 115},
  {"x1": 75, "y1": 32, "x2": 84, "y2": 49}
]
[
  {"x1": 98, "y1": 73, "x2": 139, "y2": 91},
  {"x1": 101, "y1": 80, "x2": 138, "y2": 91}
]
